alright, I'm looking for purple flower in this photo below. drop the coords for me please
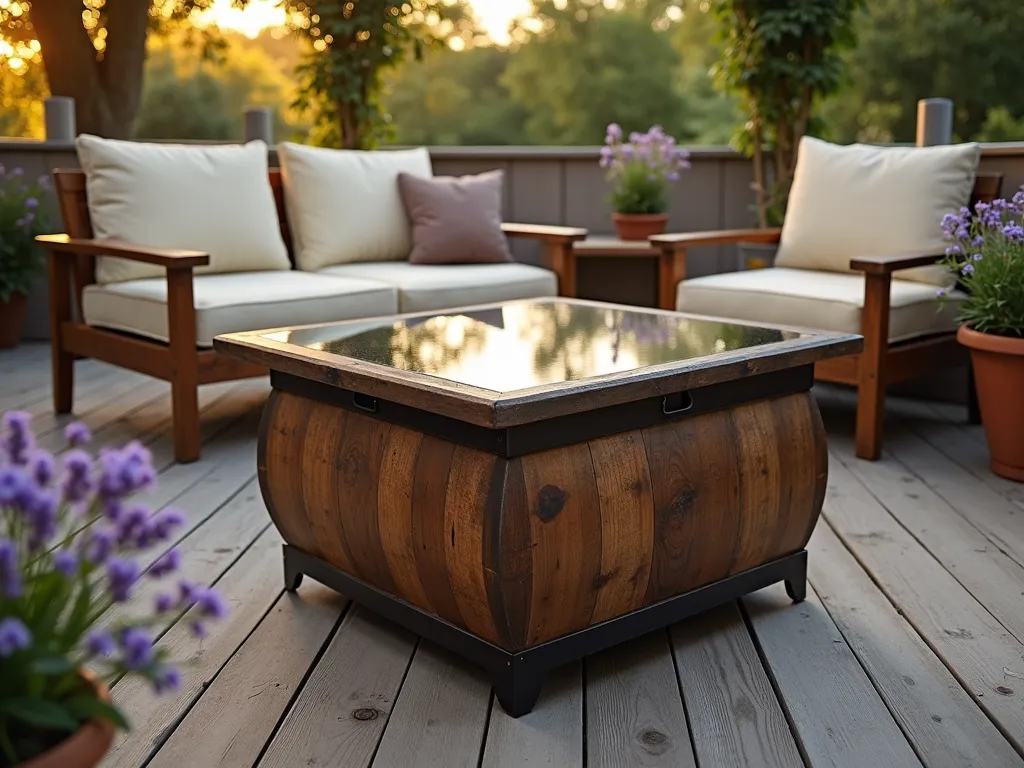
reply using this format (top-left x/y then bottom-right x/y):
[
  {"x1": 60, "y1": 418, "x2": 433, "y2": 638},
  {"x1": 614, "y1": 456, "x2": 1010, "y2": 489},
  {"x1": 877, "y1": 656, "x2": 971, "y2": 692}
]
[
  {"x1": 53, "y1": 549, "x2": 78, "y2": 577},
  {"x1": 152, "y1": 665, "x2": 181, "y2": 695},
  {"x1": 116, "y1": 504, "x2": 151, "y2": 547},
  {"x1": 962, "y1": 263, "x2": 975, "y2": 276},
  {"x1": 65, "y1": 422, "x2": 91, "y2": 447},
  {"x1": 154, "y1": 593, "x2": 175, "y2": 613},
  {"x1": 149, "y1": 549, "x2": 181, "y2": 579},
  {"x1": 10, "y1": 168, "x2": 22, "y2": 177},
  {"x1": 606, "y1": 123, "x2": 622, "y2": 142},
  {"x1": 61, "y1": 450, "x2": 94, "y2": 504},
  {"x1": 196, "y1": 588, "x2": 228, "y2": 620},
  {"x1": 28, "y1": 449, "x2": 55, "y2": 487},
  {"x1": 0, "y1": 618, "x2": 31, "y2": 657},
  {"x1": 1003, "y1": 223, "x2": 1024, "y2": 243},
  {"x1": 97, "y1": 443, "x2": 155, "y2": 502},
  {"x1": 0, "y1": 465, "x2": 29, "y2": 506},
  {"x1": 118, "y1": 627, "x2": 153, "y2": 670},
  {"x1": 189, "y1": 622, "x2": 207, "y2": 638},
  {"x1": 81, "y1": 528, "x2": 115, "y2": 565},
  {"x1": 0, "y1": 538, "x2": 21, "y2": 598},
  {"x1": 971, "y1": 235, "x2": 985, "y2": 248},
  {"x1": 936, "y1": 288, "x2": 947, "y2": 298},
  {"x1": 945, "y1": 244, "x2": 962, "y2": 257},
  {"x1": 26, "y1": 489, "x2": 58, "y2": 550},
  {"x1": 150, "y1": 508, "x2": 186, "y2": 542},
  {"x1": 106, "y1": 557, "x2": 141, "y2": 602},
  {"x1": 85, "y1": 629, "x2": 116, "y2": 658},
  {"x1": 973, "y1": 253, "x2": 984, "y2": 262},
  {"x1": 1, "y1": 411, "x2": 33, "y2": 465},
  {"x1": 25, "y1": 197, "x2": 37, "y2": 209},
  {"x1": 178, "y1": 579, "x2": 201, "y2": 604}
]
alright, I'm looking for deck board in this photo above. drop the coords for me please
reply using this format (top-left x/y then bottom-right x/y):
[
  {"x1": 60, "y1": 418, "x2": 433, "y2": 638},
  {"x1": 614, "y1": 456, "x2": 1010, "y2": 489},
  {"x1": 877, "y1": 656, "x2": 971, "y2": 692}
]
[{"x1": 1, "y1": 346, "x2": 1021, "y2": 768}]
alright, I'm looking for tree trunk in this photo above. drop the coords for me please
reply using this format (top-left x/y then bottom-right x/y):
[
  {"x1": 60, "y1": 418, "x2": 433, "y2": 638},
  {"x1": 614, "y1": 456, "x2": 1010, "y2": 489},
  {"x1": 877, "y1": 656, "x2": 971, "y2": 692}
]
[
  {"x1": 337, "y1": 100, "x2": 362, "y2": 149},
  {"x1": 29, "y1": 0, "x2": 150, "y2": 138}
]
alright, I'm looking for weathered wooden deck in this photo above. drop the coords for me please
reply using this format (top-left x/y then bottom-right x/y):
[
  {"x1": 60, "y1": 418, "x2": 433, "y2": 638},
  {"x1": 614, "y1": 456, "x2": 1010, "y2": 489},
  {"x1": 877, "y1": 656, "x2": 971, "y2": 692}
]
[{"x1": 3, "y1": 342, "x2": 1023, "y2": 768}]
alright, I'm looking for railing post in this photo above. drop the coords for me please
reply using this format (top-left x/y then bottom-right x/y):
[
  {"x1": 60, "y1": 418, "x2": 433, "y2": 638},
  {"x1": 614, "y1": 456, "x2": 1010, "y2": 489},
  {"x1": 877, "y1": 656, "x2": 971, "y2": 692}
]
[
  {"x1": 243, "y1": 106, "x2": 273, "y2": 144},
  {"x1": 916, "y1": 98, "x2": 953, "y2": 146},
  {"x1": 44, "y1": 97, "x2": 76, "y2": 141}
]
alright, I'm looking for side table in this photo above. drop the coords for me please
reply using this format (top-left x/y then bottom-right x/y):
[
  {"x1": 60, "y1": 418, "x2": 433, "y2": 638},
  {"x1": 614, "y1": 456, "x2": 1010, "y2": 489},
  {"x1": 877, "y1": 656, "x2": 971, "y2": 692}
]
[{"x1": 572, "y1": 237, "x2": 684, "y2": 310}]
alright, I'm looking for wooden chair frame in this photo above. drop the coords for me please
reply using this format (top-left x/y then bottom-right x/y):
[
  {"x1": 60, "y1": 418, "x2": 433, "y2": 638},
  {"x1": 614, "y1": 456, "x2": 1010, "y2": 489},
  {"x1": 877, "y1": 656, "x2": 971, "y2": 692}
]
[
  {"x1": 38, "y1": 169, "x2": 587, "y2": 463},
  {"x1": 650, "y1": 172, "x2": 1003, "y2": 461}
]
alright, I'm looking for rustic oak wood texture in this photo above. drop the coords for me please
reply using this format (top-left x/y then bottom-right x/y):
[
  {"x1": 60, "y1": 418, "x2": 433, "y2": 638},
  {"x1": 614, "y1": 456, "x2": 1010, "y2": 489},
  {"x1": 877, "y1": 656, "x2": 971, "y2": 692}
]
[
  {"x1": 215, "y1": 296, "x2": 861, "y2": 430},
  {"x1": 259, "y1": 388, "x2": 827, "y2": 650},
  {"x1": 41, "y1": 169, "x2": 584, "y2": 463},
  {"x1": 656, "y1": 172, "x2": 1003, "y2": 461}
]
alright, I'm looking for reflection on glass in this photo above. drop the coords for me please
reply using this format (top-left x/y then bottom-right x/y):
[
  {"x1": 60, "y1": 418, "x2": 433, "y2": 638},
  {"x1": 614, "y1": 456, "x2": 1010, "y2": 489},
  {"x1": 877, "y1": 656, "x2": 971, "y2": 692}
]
[{"x1": 268, "y1": 302, "x2": 802, "y2": 392}]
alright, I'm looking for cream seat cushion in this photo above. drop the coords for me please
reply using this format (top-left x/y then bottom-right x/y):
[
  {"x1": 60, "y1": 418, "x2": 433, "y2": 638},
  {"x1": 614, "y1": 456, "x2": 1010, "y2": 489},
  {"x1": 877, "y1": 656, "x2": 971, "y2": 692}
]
[
  {"x1": 82, "y1": 272, "x2": 398, "y2": 347},
  {"x1": 75, "y1": 135, "x2": 290, "y2": 284},
  {"x1": 776, "y1": 137, "x2": 980, "y2": 286},
  {"x1": 318, "y1": 262, "x2": 557, "y2": 313},
  {"x1": 675, "y1": 267, "x2": 963, "y2": 343},
  {"x1": 278, "y1": 143, "x2": 433, "y2": 271}
]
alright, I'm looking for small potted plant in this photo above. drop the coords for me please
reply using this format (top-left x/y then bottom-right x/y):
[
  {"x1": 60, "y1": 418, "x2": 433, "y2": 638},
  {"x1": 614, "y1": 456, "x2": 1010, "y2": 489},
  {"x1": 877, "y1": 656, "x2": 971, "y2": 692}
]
[
  {"x1": 0, "y1": 168, "x2": 50, "y2": 349},
  {"x1": 940, "y1": 186, "x2": 1024, "y2": 481},
  {"x1": 0, "y1": 412, "x2": 228, "y2": 767},
  {"x1": 600, "y1": 124, "x2": 690, "y2": 241}
]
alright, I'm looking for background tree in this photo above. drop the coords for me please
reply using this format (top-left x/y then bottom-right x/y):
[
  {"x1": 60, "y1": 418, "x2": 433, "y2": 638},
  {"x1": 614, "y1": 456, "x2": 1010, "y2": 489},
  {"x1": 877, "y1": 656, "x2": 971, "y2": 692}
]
[
  {"x1": 711, "y1": 0, "x2": 863, "y2": 227},
  {"x1": 503, "y1": 0, "x2": 692, "y2": 145},
  {"x1": 287, "y1": 0, "x2": 481, "y2": 148},
  {"x1": 822, "y1": 0, "x2": 1024, "y2": 143}
]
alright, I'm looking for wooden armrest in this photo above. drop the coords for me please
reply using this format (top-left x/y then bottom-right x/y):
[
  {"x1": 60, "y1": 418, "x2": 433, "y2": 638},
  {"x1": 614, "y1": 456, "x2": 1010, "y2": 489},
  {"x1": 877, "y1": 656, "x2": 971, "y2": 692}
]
[
  {"x1": 501, "y1": 223, "x2": 588, "y2": 243},
  {"x1": 650, "y1": 227, "x2": 782, "y2": 250},
  {"x1": 36, "y1": 234, "x2": 210, "y2": 269},
  {"x1": 849, "y1": 251, "x2": 944, "y2": 275}
]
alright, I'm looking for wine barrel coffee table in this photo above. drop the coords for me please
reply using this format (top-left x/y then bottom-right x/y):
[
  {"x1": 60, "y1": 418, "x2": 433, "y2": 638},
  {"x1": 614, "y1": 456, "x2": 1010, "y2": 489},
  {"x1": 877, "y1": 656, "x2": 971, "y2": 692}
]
[{"x1": 214, "y1": 298, "x2": 861, "y2": 717}]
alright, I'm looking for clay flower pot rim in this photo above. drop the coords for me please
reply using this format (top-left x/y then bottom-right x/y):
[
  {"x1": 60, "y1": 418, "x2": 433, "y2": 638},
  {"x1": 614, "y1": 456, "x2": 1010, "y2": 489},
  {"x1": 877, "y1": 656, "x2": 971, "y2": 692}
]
[
  {"x1": 16, "y1": 669, "x2": 116, "y2": 768},
  {"x1": 611, "y1": 212, "x2": 669, "y2": 220},
  {"x1": 957, "y1": 325, "x2": 1024, "y2": 356}
]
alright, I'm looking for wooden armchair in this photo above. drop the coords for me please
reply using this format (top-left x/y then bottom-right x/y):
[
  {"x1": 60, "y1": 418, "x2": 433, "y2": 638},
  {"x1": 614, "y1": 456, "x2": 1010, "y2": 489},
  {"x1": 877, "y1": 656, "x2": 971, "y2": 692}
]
[
  {"x1": 651, "y1": 172, "x2": 1002, "y2": 461},
  {"x1": 38, "y1": 169, "x2": 585, "y2": 464}
]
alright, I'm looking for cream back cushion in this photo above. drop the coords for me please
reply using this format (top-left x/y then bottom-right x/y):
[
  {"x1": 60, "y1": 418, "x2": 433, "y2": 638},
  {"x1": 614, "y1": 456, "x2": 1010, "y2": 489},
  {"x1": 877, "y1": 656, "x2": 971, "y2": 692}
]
[
  {"x1": 76, "y1": 135, "x2": 290, "y2": 284},
  {"x1": 775, "y1": 137, "x2": 981, "y2": 286},
  {"x1": 278, "y1": 143, "x2": 433, "y2": 271}
]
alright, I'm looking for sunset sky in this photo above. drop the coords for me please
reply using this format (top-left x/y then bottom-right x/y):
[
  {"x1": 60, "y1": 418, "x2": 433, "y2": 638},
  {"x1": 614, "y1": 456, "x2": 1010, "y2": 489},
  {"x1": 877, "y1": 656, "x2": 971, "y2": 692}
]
[{"x1": 207, "y1": 0, "x2": 534, "y2": 44}]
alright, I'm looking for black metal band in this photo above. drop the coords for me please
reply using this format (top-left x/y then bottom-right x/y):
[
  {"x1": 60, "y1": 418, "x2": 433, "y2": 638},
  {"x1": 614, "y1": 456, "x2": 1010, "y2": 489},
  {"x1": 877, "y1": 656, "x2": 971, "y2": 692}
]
[{"x1": 271, "y1": 364, "x2": 813, "y2": 457}]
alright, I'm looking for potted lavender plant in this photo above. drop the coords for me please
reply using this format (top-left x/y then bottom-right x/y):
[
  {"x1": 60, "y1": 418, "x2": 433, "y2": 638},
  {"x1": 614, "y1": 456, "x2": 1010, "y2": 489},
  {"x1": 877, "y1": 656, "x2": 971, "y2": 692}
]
[
  {"x1": 600, "y1": 124, "x2": 690, "y2": 241},
  {"x1": 0, "y1": 168, "x2": 50, "y2": 349},
  {"x1": 940, "y1": 186, "x2": 1024, "y2": 481},
  {"x1": 0, "y1": 412, "x2": 227, "y2": 767}
]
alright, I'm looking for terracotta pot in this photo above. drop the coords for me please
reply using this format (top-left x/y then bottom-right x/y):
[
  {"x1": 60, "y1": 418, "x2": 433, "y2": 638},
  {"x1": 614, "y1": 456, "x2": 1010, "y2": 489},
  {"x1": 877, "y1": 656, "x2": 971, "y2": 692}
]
[
  {"x1": 16, "y1": 670, "x2": 116, "y2": 768},
  {"x1": 612, "y1": 213, "x2": 669, "y2": 241},
  {"x1": 0, "y1": 292, "x2": 28, "y2": 349},
  {"x1": 958, "y1": 325, "x2": 1024, "y2": 482}
]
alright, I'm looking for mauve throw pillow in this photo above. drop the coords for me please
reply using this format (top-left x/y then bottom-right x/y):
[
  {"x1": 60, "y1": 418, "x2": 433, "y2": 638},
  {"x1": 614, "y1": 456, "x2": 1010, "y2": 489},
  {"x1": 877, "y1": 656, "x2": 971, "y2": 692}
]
[{"x1": 398, "y1": 170, "x2": 514, "y2": 265}]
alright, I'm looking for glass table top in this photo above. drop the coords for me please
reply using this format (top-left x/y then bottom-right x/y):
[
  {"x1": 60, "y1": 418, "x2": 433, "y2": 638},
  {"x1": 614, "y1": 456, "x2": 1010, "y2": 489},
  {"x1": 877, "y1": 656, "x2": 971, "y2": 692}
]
[{"x1": 260, "y1": 301, "x2": 804, "y2": 393}]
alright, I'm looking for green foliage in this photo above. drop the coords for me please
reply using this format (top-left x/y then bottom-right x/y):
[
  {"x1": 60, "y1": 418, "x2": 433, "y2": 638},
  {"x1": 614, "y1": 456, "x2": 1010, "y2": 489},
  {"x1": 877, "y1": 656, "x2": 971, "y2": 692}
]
[
  {"x1": 0, "y1": 169, "x2": 49, "y2": 302},
  {"x1": 289, "y1": 0, "x2": 479, "y2": 149},
  {"x1": 939, "y1": 190, "x2": 1024, "y2": 337},
  {"x1": 134, "y1": 32, "x2": 308, "y2": 142},
  {"x1": 711, "y1": 0, "x2": 863, "y2": 227},
  {"x1": 383, "y1": 46, "x2": 529, "y2": 146},
  {"x1": 976, "y1": 108, "x2": 1024, "y2": 143},
  {"x1": 504, "y1": 1, "x2": 691, "y2": 145},
  {"x1": 602, "y1": 124, "x2": 690, "y2": 214},
  {"x1": 823, "y1": 0, "x2": 1024, "y2": 144}
]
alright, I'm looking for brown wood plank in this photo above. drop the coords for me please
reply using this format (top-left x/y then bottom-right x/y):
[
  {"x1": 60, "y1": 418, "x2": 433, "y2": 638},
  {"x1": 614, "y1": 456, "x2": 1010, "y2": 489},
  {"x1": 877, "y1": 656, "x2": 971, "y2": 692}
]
[
  {"x1": 299, "y1": 398, "x2": 354, "y2": 567},
  {"x1": 731, "y1": 401, "x2": 784, "y2": 573},
  {"x1": 378, "y1": 425, "x2": 433, "y2": 611},
  {"x1": 809, "y1": 522, "x2": 1024, "y2": 768},
  {"x1": 104, "y1": 527, "x2": 287, "y2": 768},
  {"x1": 369, "y1": 643, "x2": 492, "y2": 768},
  {"x1": 743, "y1": 582, "x2": 923, "y2": 767},
  {"x1": 148, "y1": 585, "x2": 345, "y2": 768},
  {"x1": 520, "y1": 442, "x2": 603, "y2": 644},
  {"x1": 481, "y1": 664, "x2": 584, "y2": 768},
  {"x1": 822, "y1": 457, "x2": 1024, "y2": 753},
  {"x1": 444, "y1": 446, "x2": 501, "y2": 643},
  {"x1": 589, "y1": 431, "x2": 655, "y2": 623},
  {"x1": 831, "y1": 437, "x2": 1024, "y2": 645},
  {"x1": 585, "y1": 631, "x2": 697, "y2": 768},
  {"x1": 483, "y1": 457, "x2": 533, "y2": 649},
  {"x1": 335, "y1": 410, "x2": 396, "y2": 591},
  {"x1": 671, "y1": 603, "x2": 803, "y2": 768},
  {"x1": 412, "y1": 435, "x2": 462, "y2": 625},
  {"x1": 257, "y1": 606, "x2": 418, "y2": 768}
]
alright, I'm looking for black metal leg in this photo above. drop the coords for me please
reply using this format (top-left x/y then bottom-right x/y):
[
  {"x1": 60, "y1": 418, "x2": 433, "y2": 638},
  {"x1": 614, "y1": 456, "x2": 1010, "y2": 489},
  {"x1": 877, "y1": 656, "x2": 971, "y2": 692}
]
[
  {"x1": 784, "y1": 550, "x2": 808, "y2": 603},
  {"x1": 967, "y1": 364, "x2": 982, "y2": 425},
  {"x1": 492, "y1": 659, "x2": 545, "y2": 718},
  {"x1": 283, "y1": 545, "x2": 304, "y2": 592}
]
